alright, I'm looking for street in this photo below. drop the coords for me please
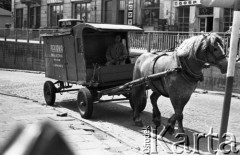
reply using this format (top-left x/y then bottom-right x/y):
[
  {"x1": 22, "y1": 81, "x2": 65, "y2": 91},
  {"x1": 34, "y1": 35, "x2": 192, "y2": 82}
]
[{"x1": 0, "y1": 69, "x2": 240, "y2": 155}]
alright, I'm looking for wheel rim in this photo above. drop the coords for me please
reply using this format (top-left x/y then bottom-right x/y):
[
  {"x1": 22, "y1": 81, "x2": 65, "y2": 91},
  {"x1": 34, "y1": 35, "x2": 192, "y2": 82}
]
[
  {"x1": 78, "y1": 93, "x2": 87, "y2": 113},
  {"x1": 43, "y1": 81, "x2": 56, "y2": 105},
  {"x1": 44, "y1": 83, "x2": 52, "y2": 101}
]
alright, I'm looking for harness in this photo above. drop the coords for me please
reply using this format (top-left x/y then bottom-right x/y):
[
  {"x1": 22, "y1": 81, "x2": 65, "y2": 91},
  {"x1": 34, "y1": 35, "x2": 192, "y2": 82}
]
[
  {"x1": 178, "y1": 56, "x2": 204, "y2": 82},
  {"x1": 150, "y1": 51, "x2": 170, "y2": 96},
  {"x1": 150, "y1": 33, "x2": 226, "y2": 88},
  {"x1": 151, "y1": 50, "x2": 203, "y2": 85},
  {"x1": 152, "y1": 52, "x2": 168, "y2": 73}
]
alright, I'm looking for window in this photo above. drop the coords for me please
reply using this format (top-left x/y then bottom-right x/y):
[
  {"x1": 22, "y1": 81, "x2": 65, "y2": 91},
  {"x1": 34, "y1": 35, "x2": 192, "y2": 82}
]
[
  {"x1": 223, "y1": 8, "x2": 233, "y2": 32},
  {"x1": 178, "y1": 7, "x2": 189, "y2": 31},
  {"x1": 49, "y1": 4, "x2": 63, "y2": 27},
  {"x1": 16, "y1": 9, "x2": 23, "y2": 28},
  {"x1": 118, "y1": 0, "x2": 125, "y2": 24},
  {"x1": 142, "y1": 0, "x2": 160, "y2": 26},
  {"x1": 30, "y1": 7, "x2": 34, "y2": 27},
  {"x1": 36, "y1": 7, "x2": 41, "y2": 28},
  {"x1": 103, "y1": 0, "x2": 112, "y2": 23},
  {"x1": 73, "y1": 3, "x2": 91, "y2": 22},
  {"x1": 29, "y1": 7, "x2": 40, "y2": 28}
]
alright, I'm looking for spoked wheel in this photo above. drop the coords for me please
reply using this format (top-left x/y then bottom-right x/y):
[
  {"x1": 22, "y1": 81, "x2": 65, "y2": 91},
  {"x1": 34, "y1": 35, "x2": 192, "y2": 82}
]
[
  {"x1": 77, "y1": 87, "x2": 93, "y2": 119},
  {"x1": 43, "y1": 81, "x2": 56, "y2": 106},
  {"x1": 129, "y1": 92, "x2": 147, "y2": 112}
]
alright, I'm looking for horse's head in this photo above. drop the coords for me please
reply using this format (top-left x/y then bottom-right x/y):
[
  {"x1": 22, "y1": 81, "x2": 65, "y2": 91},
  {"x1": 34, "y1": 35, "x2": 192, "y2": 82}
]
[
  {"x1": 178, "y1": 33, "x2": 228, "y2": 74},
  {"x1": 197, "y1": 33, "x2": 228, "y2": 73}
]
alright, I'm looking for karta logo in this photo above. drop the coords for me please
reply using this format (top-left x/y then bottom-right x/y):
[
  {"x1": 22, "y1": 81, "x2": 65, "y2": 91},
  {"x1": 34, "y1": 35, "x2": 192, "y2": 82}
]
[{"x1": 142, "y1": 126, "x2": 239, "y2": 155}]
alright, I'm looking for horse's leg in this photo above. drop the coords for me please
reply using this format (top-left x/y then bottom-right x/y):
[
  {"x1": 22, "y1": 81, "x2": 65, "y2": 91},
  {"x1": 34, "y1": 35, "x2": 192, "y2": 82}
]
[
  {"x1": 132, "y1": 84, "x2": 145, "y2": 127},
  {"x1": 175, "y1": 109, "x2": 185, "y2": 134},
  {"x1": 167, "y1": 98, "x2": 189, "y2": 134},
  {"x1": 166, "y1": 114, "x2": 177, "y2": 135},
  {"x1": 150, "y1": 92, "x2": 161, "y2": 127}
]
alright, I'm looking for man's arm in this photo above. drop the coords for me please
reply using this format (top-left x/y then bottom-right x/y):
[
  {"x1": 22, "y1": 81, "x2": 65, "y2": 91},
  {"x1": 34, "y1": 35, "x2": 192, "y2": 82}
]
[{"x1": 121, "y1": 44, "x2": 128, "y2": 59}]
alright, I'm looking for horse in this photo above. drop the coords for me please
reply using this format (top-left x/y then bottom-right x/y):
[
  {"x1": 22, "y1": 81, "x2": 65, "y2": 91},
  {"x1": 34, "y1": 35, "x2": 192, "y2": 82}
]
[{"x1": 132, "y1": 33, "x2": 228, "y2": 134}]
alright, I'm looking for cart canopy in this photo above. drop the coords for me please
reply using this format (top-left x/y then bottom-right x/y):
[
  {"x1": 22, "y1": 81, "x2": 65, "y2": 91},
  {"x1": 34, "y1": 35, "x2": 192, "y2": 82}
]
[
  {"x1": 72, "y1": 23, "x2": 143, "y2": 38},
  {"x1": 42, "y1": 23, "x2": 143, "y2": 84}
]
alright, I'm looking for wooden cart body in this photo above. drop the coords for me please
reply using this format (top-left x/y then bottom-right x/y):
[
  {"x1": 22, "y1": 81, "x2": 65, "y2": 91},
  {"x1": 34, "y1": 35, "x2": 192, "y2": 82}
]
[
  {"x1": 42, "y1": 23, "x2": 147, "y2": 118},
  {"x1": 42, "y1": 23, "x2": 143, "y2": 89}
]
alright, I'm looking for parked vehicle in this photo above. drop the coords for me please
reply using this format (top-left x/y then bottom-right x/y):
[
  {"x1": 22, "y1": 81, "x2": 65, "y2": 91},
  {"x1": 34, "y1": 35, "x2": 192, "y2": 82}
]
[{"x1": 58, "y1": 19, "x2": 83, "y2": 28}]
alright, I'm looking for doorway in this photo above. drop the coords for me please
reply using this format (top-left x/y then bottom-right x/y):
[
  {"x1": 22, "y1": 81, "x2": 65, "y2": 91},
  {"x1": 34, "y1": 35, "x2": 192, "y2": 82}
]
[
  {"x1": 103, "y1": 0, "x2": 112, "y2": 23},
  {"x1": 199, "y1": 17, "x2": 213, "y2": 32}
]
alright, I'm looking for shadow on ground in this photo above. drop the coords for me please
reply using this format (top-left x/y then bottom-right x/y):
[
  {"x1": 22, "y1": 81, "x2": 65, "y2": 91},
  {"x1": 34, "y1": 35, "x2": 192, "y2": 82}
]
[{"x1": 54, "y1": 97, "x2": 233, "y2": 154}]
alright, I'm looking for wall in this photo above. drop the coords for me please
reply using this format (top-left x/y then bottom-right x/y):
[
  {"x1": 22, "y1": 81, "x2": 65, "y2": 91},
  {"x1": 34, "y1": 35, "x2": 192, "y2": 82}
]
[
  {"x1": 0, "y1": 41, "x2": 240, "y2": 94},
  {"x1": 0, "y1": 16, "x2": 12, "y2": 28},
  {"x1": 199, "y1": 65, "x2": 240, "y2": 93},
  {"x1": 0, "y1": 41, "x2": 45, "y2": 71},
  {"x1": 40, "y1": 0, "x2": 48, "y2": 28}
]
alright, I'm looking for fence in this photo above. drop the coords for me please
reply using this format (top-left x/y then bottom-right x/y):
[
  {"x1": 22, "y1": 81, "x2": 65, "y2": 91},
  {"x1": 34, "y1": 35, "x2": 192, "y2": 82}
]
[
  {"x1": 0, "y1": 28, "x2": 58, "y2": 43},
  {"x1": 0, "y1": 28, "x2": 240, "y2": 93},
  {"x1": 129, "y1": 31, "x2": 231, "y2": 53},
  {"x1": 0, "y1": 41, "x2": 44, "y2": 71},
  {"x1": 0, "y1": 28, "x2": 232, "y2": 52},
  {"x1": 0, "y1": 28, "x2": 233, "y2": 71}
]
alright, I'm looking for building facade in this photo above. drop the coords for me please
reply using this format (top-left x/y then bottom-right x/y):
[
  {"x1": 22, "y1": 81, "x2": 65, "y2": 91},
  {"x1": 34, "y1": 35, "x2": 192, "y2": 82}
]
[
  {"x1": 138, "y1": 0, "x2": 233, "y2": 32},
  {"x1": 12, "y1": 0, "x2": 131, "y2": 28},
  {"x1": 0, "y1": 8, "x2": 12, "y2": 28},
  {"x1": 12, "y1": 0, "x2": 233, "y2": 32}
]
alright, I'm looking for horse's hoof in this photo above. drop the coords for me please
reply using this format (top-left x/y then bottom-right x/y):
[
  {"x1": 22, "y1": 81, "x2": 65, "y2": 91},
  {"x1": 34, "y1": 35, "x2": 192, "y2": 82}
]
[
  {"x1": 135, "y1": 120, "x2": 143, "y2": 127},
  {"x1": 166, "y1": 125, "x2": 175, "y2": 135},
  {"x1": 176, "y1": 134, "x2": 189, "y2": 146}
]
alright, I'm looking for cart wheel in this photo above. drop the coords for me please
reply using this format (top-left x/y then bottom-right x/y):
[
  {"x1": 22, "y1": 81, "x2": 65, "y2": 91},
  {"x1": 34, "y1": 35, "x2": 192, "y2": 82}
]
[
  {"x1": 43, "y1": 81, "x2": 56, "y2": 106},
  {"x1": 77, "y1": 88, "x2": 93, "y2": 119},
  {"x1": 129, "y1": 92, "x2": 147, "y2": 112}
]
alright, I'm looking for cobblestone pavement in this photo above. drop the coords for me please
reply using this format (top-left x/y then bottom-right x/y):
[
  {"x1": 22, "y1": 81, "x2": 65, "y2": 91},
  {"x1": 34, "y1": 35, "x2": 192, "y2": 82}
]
[
  {"x1": 0, "y1": 69, "x2": 240, "y2": 155},
  {"x1": 0, "y1": 94, "x2": 140, "y2": 155}
]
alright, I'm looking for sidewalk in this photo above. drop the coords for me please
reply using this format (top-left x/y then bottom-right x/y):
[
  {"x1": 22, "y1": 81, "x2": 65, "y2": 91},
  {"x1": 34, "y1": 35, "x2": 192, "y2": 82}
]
[{"x1": 0, "y1": 94, "x2": 140, "y2": 155}]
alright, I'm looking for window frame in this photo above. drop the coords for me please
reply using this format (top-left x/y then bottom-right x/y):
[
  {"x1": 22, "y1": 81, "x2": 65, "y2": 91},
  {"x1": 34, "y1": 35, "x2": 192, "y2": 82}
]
[
  {"x1": 72, "y1": 2, "x2": 91, "y2": 22},
  {"x1": 223, "y1": 8, "x2": 233, "y2": 32},
  {"x1": 142, "y1": 0, "x2": 160, "y2": 26},
  {"x1": 16, "y1": 8, "x2": 23, "y2": 28},
  {"x1": 178, "y1": 7, "x2": 190, "y2": 32},
  {"x1": 49, "y1": 4, "x2": 63, "y2": 27}
]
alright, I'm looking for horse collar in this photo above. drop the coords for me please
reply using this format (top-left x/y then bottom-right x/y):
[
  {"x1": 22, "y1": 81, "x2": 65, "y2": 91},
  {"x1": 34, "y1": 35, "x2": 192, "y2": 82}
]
[{"x1": 178, "y1": 56, "x2": 204, "y2": 82}]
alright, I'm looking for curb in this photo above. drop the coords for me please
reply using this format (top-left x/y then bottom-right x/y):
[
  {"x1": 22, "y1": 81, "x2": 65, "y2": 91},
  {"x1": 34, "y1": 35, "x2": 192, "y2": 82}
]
[
  {"x1": 194, "y1": 88, "x2": 240, "y2": 99},
  {"x1": 0, "y1": 68, "x2": 45, "y2": 74},
  {"x1": 0, "y1": 92, "x2": 142, "y2": 154}
]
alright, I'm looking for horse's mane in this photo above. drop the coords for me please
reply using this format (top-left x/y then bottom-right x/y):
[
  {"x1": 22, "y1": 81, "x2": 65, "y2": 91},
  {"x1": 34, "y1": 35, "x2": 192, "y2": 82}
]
[{"x1": 176, "y1": 33, "x2": 223, "y2": 59}]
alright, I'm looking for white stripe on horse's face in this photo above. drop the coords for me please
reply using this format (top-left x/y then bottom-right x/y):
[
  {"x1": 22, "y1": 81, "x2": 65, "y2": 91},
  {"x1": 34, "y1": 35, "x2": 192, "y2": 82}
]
[{"x1": 215, "y1": 43, "x2": 228, "y2": 74}]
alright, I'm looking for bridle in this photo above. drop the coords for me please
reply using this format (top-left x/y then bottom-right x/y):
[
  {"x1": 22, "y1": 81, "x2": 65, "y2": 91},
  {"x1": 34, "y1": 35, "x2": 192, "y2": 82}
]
[
  {"x1": 195, "y1": 36, "x2": 227, "y2": 65},
  {"x1": 178, "y1": 34, "x2": 226, "y2": 82}
]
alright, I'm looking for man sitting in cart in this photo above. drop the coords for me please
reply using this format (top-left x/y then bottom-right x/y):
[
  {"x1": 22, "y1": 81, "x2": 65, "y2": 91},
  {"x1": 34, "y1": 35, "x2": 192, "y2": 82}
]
[{"x1": 105, "y1": 34, "x2": 128, "y2": 65}]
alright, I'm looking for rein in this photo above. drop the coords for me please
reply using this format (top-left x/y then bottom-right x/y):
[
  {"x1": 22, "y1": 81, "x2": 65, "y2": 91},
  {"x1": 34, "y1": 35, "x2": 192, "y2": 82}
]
[{"x1": 151, "y1": 51, "x2": 203, "y2": 83}]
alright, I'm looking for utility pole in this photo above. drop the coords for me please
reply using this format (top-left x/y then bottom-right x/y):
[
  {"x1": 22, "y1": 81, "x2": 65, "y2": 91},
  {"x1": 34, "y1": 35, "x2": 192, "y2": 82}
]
[{"x1": 202, "y1": 0, "x2": 240, "y2": 154}]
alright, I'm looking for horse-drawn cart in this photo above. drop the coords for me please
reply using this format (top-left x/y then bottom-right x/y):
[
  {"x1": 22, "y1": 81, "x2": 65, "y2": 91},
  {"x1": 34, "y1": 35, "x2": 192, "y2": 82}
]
[{"x1": 42, "y1": 23, "x2": 175, "y2": 119}]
